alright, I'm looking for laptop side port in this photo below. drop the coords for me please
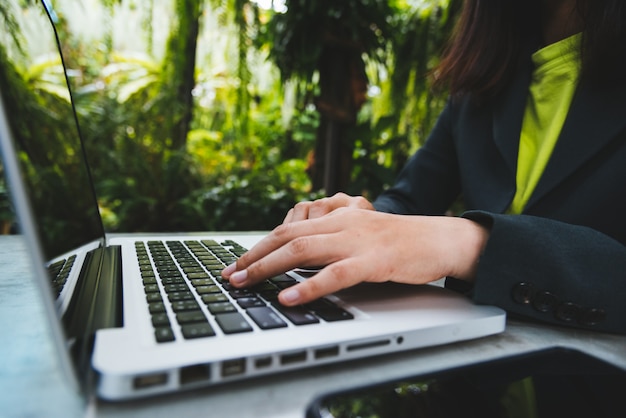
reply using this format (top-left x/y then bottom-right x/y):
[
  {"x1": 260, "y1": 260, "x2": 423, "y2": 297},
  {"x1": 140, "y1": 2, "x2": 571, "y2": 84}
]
[
  {"x1": 254, "y1": 356, "x2": 272, "y2": 369},
  {"x1": 347, "y1": 339, "x2": 391, "y2": 352},
  {"x1": 280, "y1": 351, "x2": 307, "y2": 365},
  {"x1": 180, "y1": 364, "x2": 211, "y2": 385},
  {"x1": 314, "y1": 346, "x2": 339, "y2": 360},
  {"x1": 221, "y1": 358, "x2": 246, "y2": 377},
  {"x1": 133, "y1": 372, "x2": 168, "y2": 389}
]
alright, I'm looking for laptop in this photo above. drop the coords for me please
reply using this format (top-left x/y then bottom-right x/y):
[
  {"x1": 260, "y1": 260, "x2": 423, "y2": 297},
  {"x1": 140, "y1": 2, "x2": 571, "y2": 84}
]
[{"x1": 0, "y1": 0, "x2": 505, "y2": 401}]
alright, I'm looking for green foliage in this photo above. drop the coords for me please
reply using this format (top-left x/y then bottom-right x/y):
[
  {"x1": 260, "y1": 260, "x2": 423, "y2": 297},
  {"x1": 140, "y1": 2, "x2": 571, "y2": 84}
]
[
  {"x1": 349, "y1": 0, "x2": 460, "y2": 195},
  {"x1": 1, "y1": 0, "x2": 459, "y2": 234},
  {"x1": 0, "y1": 1, "x2": 27, "y2": 56},
  {"x1": 0, "y1": 29, "x2": 104, "y2": 250},
  {"x1": 265, "y1": 0, "x2": 394, "y2": 84},
  {"x1": 386, "y1": 0, "x2": 460, "y2": 146},
  {"x1": 260, "y1": 0, "x2": 459, "y2": 196},
  {"x1": 46, "y1": 0, "x2": 317, "y2": 233}
]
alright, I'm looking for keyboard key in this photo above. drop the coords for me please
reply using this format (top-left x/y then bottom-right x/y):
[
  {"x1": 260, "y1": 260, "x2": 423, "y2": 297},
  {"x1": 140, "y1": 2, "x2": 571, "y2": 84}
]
[
  {"x1": 171, "y1": 300, "x2": 200, "y2": 312},
  {"x1": 191, "y1": 278, "x2": 215, "y2": 287},
  {"x1": 183, "y1": 266, "x2": 205, "y2": 275},
  {"x1": 143, "y1": 276, "x2": 157, "y2": 285},
  {"x1": 140, "y1": 270, "x2": 156, "y2": 278},
  {"x1": 155, "y1": 327, "x2": 175, "y2": 343},
  {"x1": 149, "y1": 302, "x2": 166, "y2": 314},
  {"x1": 229, "y1": 288, "x2": 254, "y2": 299},
  {"x1": 146, "y1": 292, "x2": 162, "y2": 303},
  {"x1": 144, "y1": 284, "x2": 159, "y2": 293},
  {"x1": 215, "y1": 312, "x2": 253, "y2": 334},
  {"x1": 258, "y1": 290, "x2": 279, "y2": 302},
  {"x1": 161, "y1": 277, "x2": 185, "y2": 285},
  {"x1": 269, "y1": 274, "x2": 297, "y2": 285},
  {"x1": 311, "y1": 306, "x2": 354, "y2": 322},
  {"x1": 273, "y1": 304, "x2": 319, "y2": 325},
  {"x1": 157, "y1": 267, "x2": 181, "y2": 277},
  {"x1": 251, "y1": 281, "x2": 279, "y2": 292},
  {"x1": 237, "y1": 297, "x2": 266, "y2": 308},
  {"x1": 176, "y1": 310, "x2": 208, "y2": 324},
  {"x1": 246, "y1": 307, "x2": 288, "y2": 329},
  {"x1": 206, "y1": 301, "x2": 237, "y2": 314},
  {"x1": 201, "y1": 293, "x2": 229, "y2": 304},
  {"x1": 167, "y1": 291, "x2": 194, "y2": 301},
  {"x1": 305, "y1": 298, "x2": 344, "y2": 311},
  {"x1": 274, "y1": 280, "x2": 297, "y2": 290},
  {"x1": 181, "y1": 323, "x2": 215, "y2": 339},
  {"x1": 164, "y1": 283, "x2": 190, "y2": 292},
  {"x1": 187, "y1": 272, "x2": 211, "y2": 280},
  {"x1": 151, "y1": 313, "x2": 170, "y2": 327},
  {"x1": 194, "y1": 284, "x2": 221, "y2": 294},
  {"x1": 305, "y1": 299, "x2": 354, "y2": 322}
]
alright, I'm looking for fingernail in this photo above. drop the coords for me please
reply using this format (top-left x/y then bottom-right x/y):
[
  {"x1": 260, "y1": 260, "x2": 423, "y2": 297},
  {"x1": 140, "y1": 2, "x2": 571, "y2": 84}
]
[
  {"x1": 280, "y1": 288, "x2": 301, "y2": 305},
  {"x1": 222, "y1": 263, "x2": 236, "y2": 277},
  {"x1": 229, "y1": 269, "x2": 248, "y2": 285}
]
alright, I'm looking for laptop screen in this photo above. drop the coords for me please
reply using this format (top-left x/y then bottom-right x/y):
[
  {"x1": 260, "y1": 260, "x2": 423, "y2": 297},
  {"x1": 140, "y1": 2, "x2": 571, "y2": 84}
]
[{"x1": 0, "y1": 0, "x2": 105, "y2": 261}]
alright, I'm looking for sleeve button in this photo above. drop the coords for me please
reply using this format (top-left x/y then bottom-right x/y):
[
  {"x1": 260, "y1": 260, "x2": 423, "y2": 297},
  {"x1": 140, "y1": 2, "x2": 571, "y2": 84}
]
[
  {"x1": 579, "y1": 308, "x2": 606, "y2": 326},
  {"x1": 532, "y1": 291, "x2": 558, "y2": 313},
  {"x1": 555, "y1": 302, "x2": 581, "y2": 323},
  {"x1": 512, "y1": 282, "x2": 534, "y2": 304}
]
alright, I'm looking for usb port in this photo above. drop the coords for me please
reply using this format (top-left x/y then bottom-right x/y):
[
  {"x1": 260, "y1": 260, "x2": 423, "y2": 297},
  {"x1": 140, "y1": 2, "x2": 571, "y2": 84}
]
[
  {"x1": 133, "y1": 373, "x2": 168, "y2": 389},
  {"x1": 221, "y1": 358, "x2": 246, "y2": 377},
  {"x1": 255, "y1": 356, "x2": 272, "y2": 369},
  {"x1": 314, "y1": 346, "x2": 339, "y2": 359},
  {"x1": 180, "y1": 364, "x2": 211, "y2": 385},
  {"x1": 280, "y1": 351, "x2": 307, "y2": 365}
]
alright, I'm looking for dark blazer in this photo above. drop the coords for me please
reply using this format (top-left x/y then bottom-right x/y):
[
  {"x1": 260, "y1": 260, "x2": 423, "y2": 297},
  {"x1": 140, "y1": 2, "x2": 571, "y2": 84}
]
[{"x1": 373, "y1": 57, "x2": 626, "y2": 334}]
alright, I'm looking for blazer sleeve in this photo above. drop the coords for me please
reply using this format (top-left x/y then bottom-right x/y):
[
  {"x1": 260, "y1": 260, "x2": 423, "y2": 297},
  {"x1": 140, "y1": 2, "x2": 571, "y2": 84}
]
[
  {"x1": 460, "y1": 210, "x2": 626, "y2": 334},
  {"x1": 373, "y1": 103, "x2": 462, "y2": 215},
  {"x1": 374, "y1": 90, "x2": 626, "y2": 334}
]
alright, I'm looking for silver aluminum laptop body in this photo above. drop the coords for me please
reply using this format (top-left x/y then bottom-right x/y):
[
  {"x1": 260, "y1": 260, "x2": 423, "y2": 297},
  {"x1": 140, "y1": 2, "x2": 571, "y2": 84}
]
[{"x1": 0, "y1": 0, "x2": 505, "y2": 401}]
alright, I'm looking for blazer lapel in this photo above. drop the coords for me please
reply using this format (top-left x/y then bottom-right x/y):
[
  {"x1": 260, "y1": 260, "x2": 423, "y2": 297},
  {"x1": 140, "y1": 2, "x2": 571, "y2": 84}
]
[
  {"x1": 491, "y1": 62, "x2": 532, "y2": 176},
  {"x1": 526, "y1": 79, "x2": 626, "y2": 210}
]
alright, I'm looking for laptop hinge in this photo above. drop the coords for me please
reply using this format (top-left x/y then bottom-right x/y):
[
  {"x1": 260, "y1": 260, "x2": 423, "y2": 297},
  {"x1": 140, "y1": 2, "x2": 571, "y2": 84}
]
[{"x1": 63, "y1": 245, "x2": 123, "y2": 338}]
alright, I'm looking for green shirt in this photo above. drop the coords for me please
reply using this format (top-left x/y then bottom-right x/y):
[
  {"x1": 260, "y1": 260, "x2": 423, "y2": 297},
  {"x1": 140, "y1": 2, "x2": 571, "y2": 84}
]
[{"x1": 509, "y1": 33, "x2": 582, "y2": 214}]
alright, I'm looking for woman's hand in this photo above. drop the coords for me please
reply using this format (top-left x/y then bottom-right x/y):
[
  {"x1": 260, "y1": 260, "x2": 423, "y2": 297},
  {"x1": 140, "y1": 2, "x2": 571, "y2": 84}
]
[
  {"x1": 283, "y1": 192, "x2": 374, "y2": 223},
  {"x1": 222, "y1": 207, "x2": 490, "y2": 307}
]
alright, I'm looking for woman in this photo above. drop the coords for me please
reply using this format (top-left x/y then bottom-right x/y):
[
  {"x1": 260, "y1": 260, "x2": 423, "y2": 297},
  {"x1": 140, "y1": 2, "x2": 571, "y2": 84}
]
[{"x1": 223, "y1": 0, "x2": 626, "y2": 334}]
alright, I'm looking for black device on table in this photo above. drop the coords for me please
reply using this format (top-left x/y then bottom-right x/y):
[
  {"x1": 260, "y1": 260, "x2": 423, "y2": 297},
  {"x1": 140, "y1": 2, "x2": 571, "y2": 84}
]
[{"x1": 307, "y1": 348, "x2": 626, "y2": 418}]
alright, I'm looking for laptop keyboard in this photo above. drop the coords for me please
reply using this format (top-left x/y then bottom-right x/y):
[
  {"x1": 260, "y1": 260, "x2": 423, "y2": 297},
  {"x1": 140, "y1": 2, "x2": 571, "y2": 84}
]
[
  {"x1": 135, "y1": 239, "x2": 353, "y2": 343},
  {"x1": 47, "y1": 255, "x2": 77, "y2": 297}
]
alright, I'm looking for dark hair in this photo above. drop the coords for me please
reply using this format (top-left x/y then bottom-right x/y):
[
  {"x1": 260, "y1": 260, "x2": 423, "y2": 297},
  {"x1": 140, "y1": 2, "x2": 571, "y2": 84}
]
[{"x1": 434, "y1": 0, "x2": 626, "y2": 99}]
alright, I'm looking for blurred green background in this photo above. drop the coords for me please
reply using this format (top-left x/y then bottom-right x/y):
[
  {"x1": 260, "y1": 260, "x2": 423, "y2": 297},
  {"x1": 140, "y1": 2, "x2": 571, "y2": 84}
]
[{"x1": 1, "y1": 0, "x2": 459, "y2": 234}]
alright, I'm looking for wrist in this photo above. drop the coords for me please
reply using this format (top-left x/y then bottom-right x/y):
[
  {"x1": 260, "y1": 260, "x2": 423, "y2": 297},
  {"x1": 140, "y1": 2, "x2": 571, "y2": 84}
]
[{"x1": 448, "y1": 217, "x2": 490, "y2": 282}]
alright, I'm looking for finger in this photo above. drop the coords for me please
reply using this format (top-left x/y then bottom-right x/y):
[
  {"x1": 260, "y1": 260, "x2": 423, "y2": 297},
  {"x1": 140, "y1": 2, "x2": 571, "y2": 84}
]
[
  {"x1": 307, "y1": 197, "x2": 332, "y2": 219},
  {"x1": 282, "y1": 208, "x2": 295, "y2": 224},
  {"x1": 310, "y1": 194, "x2": 373, "y2": 218},
  {"x1": 234, "y1": 232, "x2": 344, "y2": 288},
  {"x1": 223, "y1": 219, "x2": 343, "y2": 284},
  {"x1": 288, "y1": 201, "x2": 312, "y2": 223},
  {"x1": 348, "y1": 195, "x2": 375, "y2": 211},
  {"x1": 278, "y1": 258, "x2": 365, "y2": 306}
]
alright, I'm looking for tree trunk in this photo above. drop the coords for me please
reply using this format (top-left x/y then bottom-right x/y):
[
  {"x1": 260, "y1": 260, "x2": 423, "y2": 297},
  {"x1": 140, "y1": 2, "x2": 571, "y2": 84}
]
[
  {"x1": 311, "y1": 33, "x2": 368, "y2": 195},
  {"x1": 169, "y1": 0, "x2": 202, "y2": 150}
]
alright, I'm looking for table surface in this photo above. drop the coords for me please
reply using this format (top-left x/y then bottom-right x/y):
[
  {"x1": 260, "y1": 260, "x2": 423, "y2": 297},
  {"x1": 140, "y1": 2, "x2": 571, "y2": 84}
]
[{"x1": 2, "y1": 234, "x2": 625, "y2": 418}]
